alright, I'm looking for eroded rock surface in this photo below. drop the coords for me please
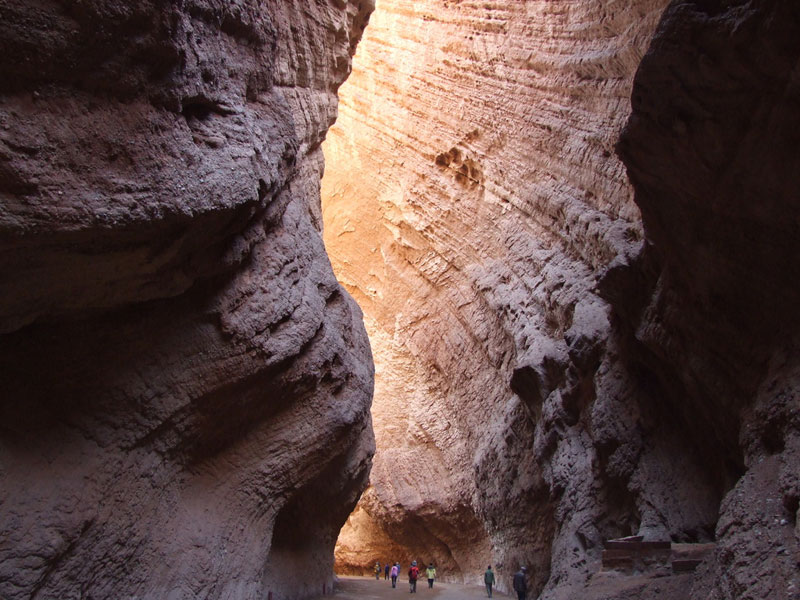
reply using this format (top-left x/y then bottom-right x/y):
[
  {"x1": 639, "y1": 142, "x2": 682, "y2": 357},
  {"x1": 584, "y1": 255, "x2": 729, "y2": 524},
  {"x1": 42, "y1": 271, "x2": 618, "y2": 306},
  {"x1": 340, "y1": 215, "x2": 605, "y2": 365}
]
[
  {"x1": 617, "y1": 2, "x2": 800, "y2": 598},
  {"x1": 322, "y1": 0, "x2": 672, "y2": 593},
  {"x1": 323, "y1": 0, "x2": 799, "y2": 598},
  {"x1": 0, "y1": 1, "x2": 374, "y2": 598}
]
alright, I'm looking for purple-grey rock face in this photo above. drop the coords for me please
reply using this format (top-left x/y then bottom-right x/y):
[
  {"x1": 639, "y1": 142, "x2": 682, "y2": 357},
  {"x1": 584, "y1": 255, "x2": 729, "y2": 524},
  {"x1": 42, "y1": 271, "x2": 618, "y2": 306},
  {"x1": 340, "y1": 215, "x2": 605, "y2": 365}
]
[
  {"x1": 617, "y1": 2, "x2": 800, "y2": 598},
  {"x1": 0, "y1": 1, "x2": 375, "y2": 598}
]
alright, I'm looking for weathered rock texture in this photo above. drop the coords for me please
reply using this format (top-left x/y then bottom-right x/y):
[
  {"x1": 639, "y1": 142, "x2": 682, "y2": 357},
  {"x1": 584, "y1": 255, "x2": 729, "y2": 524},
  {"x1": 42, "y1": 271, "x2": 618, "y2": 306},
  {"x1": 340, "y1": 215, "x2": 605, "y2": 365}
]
[
  {"x1": 323, "y1": 0, "x2": 671, "y2": 591},
  {"x1": 323, "y1": 0, "x2": 799, "y2": 599},
  {"x1": 0, "y1": 1, "x2": 374, "y2": 598},
  {"x1": 617, "y1": 2, "x2": 800, "y2": 598}
]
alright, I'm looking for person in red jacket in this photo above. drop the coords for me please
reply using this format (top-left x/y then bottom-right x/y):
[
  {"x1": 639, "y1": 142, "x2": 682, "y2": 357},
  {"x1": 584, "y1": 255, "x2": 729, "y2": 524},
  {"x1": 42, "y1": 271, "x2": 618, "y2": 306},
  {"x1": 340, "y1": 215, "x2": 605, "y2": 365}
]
[{"x1": 408, "y1": 561, "x2": 420, "y2": 593}]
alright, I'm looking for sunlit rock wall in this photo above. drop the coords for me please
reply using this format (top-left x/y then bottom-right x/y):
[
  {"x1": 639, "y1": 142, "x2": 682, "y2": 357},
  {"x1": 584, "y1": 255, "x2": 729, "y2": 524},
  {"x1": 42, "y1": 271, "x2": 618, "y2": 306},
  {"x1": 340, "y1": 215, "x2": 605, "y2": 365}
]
[
  {"x1": 323, "y1": 0, "x2": 799, "y2": 598},
  {"x1": 0, "y1": 1, "x2": 374, "y2": 598},
  {"x1": 322, "y1": 0, "x2": 675, "y2": 593}
]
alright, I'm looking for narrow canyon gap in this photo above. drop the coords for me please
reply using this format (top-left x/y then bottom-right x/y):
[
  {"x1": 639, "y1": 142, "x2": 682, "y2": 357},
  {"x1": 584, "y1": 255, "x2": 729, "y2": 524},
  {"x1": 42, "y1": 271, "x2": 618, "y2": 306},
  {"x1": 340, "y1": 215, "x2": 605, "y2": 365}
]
[
  {"x1": 1, "y1": 1, "x2": 798, "y2": 600},
  {"x1": 321, "y1": 1, "x2": 800, "y2": 600}
]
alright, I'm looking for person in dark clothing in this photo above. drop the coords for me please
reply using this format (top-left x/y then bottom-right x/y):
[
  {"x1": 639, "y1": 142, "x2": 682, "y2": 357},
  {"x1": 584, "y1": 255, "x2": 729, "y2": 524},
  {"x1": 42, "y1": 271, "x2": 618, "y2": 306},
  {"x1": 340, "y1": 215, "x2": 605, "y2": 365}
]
[
  {"x1": 385, "y1": 563, "x2": 390, "y2": 580},
  {"x1": 484, "y1": 565, "x2": 495, "y2": 597},
  {"x1": 512, "y1": 566, "x2": 528, "y2": 600}
]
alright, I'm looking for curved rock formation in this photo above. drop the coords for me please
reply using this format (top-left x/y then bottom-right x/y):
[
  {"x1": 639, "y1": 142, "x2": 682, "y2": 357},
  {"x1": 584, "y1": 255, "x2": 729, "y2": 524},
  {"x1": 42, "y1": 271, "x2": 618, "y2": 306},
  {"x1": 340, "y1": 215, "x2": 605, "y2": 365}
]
[
  {"x1": 323, "y1": 0, "x2": 799, "y2": 598},
  {"x1": 617, "y1": 2, "x2": 800, "y2": 598},
  {"x1": 322, "y1": 0, "x2": 671, "y2": 591},
  {"x1": 0, "y1": 1, "x2": 374, "y2": 598}
]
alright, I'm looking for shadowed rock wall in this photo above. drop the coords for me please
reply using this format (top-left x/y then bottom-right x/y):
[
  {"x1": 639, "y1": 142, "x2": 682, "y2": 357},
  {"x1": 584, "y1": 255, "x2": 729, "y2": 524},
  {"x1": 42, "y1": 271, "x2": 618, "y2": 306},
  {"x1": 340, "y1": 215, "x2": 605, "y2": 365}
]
[
  {"x1": 0, "y1": 1, "x2": 375, "y2": 598},
  {"x1": 617, "y1": 2, "x2": 800, "y2": 598},
  {"x1": 323, "y1": 0, "x2": 799, "y2": 598}
]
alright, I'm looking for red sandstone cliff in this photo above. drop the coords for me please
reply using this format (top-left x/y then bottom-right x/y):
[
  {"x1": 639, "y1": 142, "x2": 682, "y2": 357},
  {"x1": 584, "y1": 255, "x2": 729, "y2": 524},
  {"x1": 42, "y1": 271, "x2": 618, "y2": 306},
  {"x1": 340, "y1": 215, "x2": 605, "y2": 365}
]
[
  {"x1": 324, "y1": 0, "x2": 672, "y2": 591},
  {"x1": 0, "y1": 1, "x2": 375, "y2": 598}
]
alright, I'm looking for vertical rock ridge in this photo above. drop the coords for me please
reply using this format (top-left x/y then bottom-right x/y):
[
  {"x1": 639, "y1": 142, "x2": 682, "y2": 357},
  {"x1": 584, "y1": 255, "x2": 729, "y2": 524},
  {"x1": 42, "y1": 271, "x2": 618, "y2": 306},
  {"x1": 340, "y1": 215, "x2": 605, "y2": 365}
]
[
  {"x1": 617, "y1": 2, "x2": 800, "y2": 598},
  {"x1": 0, "y1": 1, "x2": 376, "y2": 598}
]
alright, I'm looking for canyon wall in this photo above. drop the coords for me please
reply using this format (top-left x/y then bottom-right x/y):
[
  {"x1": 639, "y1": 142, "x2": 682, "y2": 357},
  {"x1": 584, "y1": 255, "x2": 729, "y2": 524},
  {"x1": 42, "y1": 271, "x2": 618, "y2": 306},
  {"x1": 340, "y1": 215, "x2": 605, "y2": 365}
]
[
  {"x1": 616, "y1": 2, "x2": 800, "y2": 598},
  {"x1": 323, "y1": 0, "x2": 672, "y2": 591},
  {"x1": 323, "y1": 0, "x2": 799, "y2": 599},
  {"x1": 0, "y1": 1, "x2": 374, "y2": 598}
]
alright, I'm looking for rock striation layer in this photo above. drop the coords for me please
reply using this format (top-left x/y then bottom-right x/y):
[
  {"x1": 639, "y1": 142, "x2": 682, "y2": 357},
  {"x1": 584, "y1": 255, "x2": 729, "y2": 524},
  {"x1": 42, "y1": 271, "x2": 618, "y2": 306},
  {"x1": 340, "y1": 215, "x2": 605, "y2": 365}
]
[
  {"x1": 0, "y1": 1, "x2": 374, "y2": 598},
  {"x1": 323, "y1": 0, "x2": 671, "y2": 592},
  {"x1": 323, "y1": 0, "x2": 799, "y2": 598}
]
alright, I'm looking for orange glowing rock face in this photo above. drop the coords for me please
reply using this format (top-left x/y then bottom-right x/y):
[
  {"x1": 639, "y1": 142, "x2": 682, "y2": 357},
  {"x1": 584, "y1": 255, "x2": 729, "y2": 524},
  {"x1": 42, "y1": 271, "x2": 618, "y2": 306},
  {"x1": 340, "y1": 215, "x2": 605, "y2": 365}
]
[
  {"x1": 322, "y1": 0, "x2": 670, "y2": 588},
  {"x1": 324, "y1": 0, "x2": 800, "y2": 598}
]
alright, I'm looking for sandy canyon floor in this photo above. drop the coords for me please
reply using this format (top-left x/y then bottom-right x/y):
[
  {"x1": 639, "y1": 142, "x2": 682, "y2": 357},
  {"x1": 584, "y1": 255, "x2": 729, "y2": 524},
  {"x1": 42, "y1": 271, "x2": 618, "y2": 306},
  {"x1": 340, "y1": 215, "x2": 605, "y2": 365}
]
[{"x1": 313, "y1": 576, "x2": 504, "y2": 599}]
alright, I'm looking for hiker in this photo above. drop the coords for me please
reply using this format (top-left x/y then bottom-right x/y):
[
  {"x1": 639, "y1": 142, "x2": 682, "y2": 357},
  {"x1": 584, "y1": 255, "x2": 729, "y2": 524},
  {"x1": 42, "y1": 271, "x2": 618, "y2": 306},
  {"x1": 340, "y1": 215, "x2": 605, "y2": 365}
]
[
  {"x1": 408, "y1": 560, "x2": 420, "y2": 593},
  {"x1": 375, "y1": 562, "x2": 382, "y2": 580},
  {"x1": 385, "y1": 563, "x2": 391, "y2": 580},
  {"x1": 484, "y1": 565, "x2": 495, "y2": 597},
  {"x1": 391, "y1": 562, "x2": 399, "y2": 588},
  {"x1": 426, "y1": 563, "x2": 436, "y2": 589},
  {"x1": 512, "y1": 566, "x2": 528, "y2": 600}
]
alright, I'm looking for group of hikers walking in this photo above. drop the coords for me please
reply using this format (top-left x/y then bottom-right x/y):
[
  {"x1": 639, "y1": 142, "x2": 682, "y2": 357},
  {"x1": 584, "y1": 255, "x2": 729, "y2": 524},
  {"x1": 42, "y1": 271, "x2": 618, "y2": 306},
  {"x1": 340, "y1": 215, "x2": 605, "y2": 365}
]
[
  {"x1": 373, "y1": 560, "x2": 436, "y2": 592},
  {"x1": 372, "y1": 561, "x2": 530, "y2": 598}
]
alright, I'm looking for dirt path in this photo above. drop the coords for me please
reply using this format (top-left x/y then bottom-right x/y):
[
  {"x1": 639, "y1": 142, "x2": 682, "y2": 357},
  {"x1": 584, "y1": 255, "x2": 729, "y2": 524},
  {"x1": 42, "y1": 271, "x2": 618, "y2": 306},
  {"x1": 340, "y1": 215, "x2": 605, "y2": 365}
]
[{"x1": 312, "y1": 576, "x2": 509, "y2": 600}]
